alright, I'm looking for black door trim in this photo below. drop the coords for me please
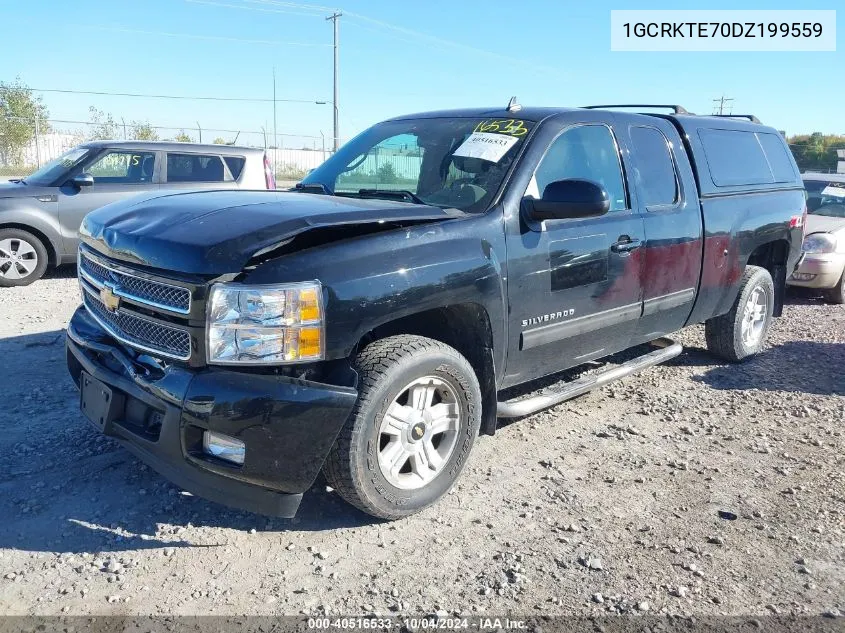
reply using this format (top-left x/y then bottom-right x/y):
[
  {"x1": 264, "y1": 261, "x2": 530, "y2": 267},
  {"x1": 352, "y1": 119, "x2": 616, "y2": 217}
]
[{"x1": 642, "y1": 287, "x2": 696, "y2": 317}]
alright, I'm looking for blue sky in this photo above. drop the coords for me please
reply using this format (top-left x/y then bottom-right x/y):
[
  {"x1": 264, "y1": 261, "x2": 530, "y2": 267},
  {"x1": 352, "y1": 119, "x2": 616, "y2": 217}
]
[{"x1": 1, "y1": 0, "x2": 841, "y2": 146}]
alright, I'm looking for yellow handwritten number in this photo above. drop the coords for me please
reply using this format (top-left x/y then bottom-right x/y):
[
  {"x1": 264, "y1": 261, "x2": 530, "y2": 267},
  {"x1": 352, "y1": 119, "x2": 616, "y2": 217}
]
[{"x1": 473, "y1": 120, "x2": 528, "y2": 137}]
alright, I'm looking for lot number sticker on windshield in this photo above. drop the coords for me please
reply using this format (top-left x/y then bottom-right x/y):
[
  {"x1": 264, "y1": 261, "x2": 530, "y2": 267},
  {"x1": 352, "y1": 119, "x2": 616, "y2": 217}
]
[
  {"x1": 453, "y1": 132, "x2": 519, "y2": 163},
  {"x1": 821, "y1": 185, "x2": 845, "y2": 198}
]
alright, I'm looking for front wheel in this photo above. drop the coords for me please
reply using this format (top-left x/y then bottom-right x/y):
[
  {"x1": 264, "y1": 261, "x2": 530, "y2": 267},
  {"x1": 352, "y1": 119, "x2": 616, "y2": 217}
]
[
  {"x1": 324, "y1": 335, "x2": 482, "y2": 520},
  {"x1": 0, "y1": 228, "x2": 49, "y2": 287},
  {"x1": 705, "y1": 265, "x2": 774, "y2": 362}
]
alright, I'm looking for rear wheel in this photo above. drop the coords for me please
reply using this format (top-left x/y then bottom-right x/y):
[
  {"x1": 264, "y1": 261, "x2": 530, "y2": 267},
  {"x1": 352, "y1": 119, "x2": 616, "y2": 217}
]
[
  {"x1": 822, "y1": 270, "x2": 845, "y2": 305},
  {"x1": 0, "y1": 229, "x2": 49, "y2": 287},
  {"x1": 705, "y1": 265, "x2": 774, "y2": 362},
  {"x1": 324, "y1": 335, "x2": 482, "y2": 520}
]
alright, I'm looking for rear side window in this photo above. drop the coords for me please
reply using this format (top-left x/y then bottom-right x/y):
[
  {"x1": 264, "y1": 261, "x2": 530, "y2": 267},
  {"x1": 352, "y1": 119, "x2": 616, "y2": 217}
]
[
  {"x1": 166, "y1": 153, "x2": 231, "y2": 183},
  {"x1": 223, "y1": 156, "x2": 246, "y2": 180},
  {"x1": 757, "y1": 133, "x2": 798, "y2": 182},
  {"x1": 629, "y1": 126, "x2": 678, "y2": 207},
  {"x1": 698, "y1": 128, "x2": 798, "y2": 188},
  {"x1": 698, "y1": 129, "x2": 772, "y2": 186}
]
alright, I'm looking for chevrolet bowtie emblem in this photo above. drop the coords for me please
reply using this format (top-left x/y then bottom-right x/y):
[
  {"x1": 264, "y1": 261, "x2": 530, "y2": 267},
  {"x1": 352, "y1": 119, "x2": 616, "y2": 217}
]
[
  {"x1": 100, "y1": 285, "x2": 121, "y2": 312},
  {"x1": 413, "y1": 426, "x2": 423, "y2": 439}
]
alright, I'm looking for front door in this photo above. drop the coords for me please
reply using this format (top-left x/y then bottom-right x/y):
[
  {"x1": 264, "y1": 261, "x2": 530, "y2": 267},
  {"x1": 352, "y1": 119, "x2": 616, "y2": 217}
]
[
  {"x1": 503, "y1": 116, "x2": 645, "y2": 387},
  {"x1": 58, "y1": 149, "x2": 159, "y2": 254}
]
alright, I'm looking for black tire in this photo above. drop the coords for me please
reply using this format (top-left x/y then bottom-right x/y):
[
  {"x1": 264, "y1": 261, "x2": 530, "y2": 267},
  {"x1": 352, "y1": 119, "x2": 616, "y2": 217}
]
[
  {"x1": 0, "y1": 228, "x2": 49, "y2": 287},
  {"x1": 704, "y1": 265, "x2": 774, "y2": 362},
  {"x1": 822, "y1": 270, "x2": 845, "y2": 305},
  {"x1": 324, "y1": 335, "x2": 482, "y2": 520}
]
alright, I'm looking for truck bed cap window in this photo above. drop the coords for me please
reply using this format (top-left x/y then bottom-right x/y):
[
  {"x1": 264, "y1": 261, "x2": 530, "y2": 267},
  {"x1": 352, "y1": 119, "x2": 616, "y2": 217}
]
[{"x1": 698, "y1": 128, "x2": 796, "y2": 187}]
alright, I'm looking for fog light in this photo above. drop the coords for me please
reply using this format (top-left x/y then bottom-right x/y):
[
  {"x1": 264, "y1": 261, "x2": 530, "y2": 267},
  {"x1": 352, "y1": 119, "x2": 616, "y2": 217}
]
[
  {"x1": 791, "y1": 273, "x2": 816, "y2": 281},
  {"x1": 202, "y1": 431, "x2": 245, "y2": 465}
]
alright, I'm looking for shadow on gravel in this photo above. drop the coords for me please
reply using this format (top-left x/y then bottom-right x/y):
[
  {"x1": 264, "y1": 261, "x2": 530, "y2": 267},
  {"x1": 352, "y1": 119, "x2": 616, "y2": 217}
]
[
  {"x1": 1, "y1": 330, "x2": 376, "y2": 556},
  {"x1": 693, "y1": 340, "x2": 845, "y2": 396},
  {"x1": 42, "y1": 263, "x2": 77, "y2": 280}
]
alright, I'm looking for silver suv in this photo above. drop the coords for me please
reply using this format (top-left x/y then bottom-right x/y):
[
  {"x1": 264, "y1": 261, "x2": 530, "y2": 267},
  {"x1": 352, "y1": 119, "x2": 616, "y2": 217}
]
[{"x1": 0, "y1": 141, "x2": 275, "y2": 286}]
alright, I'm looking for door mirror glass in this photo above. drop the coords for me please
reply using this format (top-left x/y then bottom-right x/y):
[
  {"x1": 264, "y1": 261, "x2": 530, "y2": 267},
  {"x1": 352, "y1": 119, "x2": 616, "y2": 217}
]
[
  {"x1": 526, "y1": 179, "x2": 610, "y2": 221},
  {"x1": 71, "y1": 173, "x2": 94, "y2": 188}
]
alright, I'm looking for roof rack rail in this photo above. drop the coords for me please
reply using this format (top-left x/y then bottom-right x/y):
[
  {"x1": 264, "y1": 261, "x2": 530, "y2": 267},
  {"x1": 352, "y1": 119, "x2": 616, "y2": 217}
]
[
  {"x1": 582, "y1": 104, "x2": 691, "y2": 115},
  {"x1": 708, "y1": 113, "x2": 762, "y2": 124}
]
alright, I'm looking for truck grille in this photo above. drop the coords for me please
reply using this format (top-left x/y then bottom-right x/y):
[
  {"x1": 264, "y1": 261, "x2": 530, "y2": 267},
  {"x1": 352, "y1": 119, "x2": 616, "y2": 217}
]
[
  {"x1": 81, "y1": 285, "x2": 192, "y2": 360},
  {"x1": 79, "y1": 251, "x2": 191, "y2": 314}
]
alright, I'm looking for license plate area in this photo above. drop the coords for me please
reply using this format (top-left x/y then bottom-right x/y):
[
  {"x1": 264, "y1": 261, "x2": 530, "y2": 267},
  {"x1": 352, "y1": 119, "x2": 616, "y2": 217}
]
[{"x1": 80, "y1": 371, "x2": 125, "y2": 433}]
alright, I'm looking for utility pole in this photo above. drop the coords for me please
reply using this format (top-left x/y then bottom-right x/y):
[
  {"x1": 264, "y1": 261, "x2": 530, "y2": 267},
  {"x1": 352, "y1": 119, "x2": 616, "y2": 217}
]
[
  {"x1": 272, "y1": 66, "x2": 277, "y2": 150},
  {"x1": 326, "y1": 11, "x2": 342, "y2": 151},
  {"x1": 713, "y1": 95, "x2": 734, "y2": 115}
]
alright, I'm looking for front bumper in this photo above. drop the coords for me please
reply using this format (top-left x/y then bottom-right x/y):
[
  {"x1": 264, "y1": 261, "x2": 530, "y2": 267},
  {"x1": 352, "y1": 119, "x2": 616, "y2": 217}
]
[
  {"x1": 66, "y1": 306, "x2": 358, "y2": 517},
  {"x1": 786, "y1": 252, "x2": 845, "y2": 289}
]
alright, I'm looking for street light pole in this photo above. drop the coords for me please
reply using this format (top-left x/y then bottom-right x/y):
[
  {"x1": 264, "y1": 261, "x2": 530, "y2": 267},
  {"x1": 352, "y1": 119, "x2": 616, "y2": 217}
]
[{"x1": 326, "y1": 11, "x2": 342, "y2": 152}]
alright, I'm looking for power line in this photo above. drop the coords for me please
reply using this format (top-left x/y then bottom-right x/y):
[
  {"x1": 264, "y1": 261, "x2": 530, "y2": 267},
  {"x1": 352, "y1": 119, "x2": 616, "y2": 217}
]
[
  {"x1": 78, "y1": 24, "x2": 332, "y2": 47},
  {"x1": 30, "y1": 87, "x2": 330, "y2": 105},
  {"x1": 195, "y1": 0, "x2": 562, "y2": 74},
  {"x1": 185, "y1": 0, "x2": 329, "y2": 18},
  {"x1": 19, "y1": 117, "x2": 323, "y2": 140}
]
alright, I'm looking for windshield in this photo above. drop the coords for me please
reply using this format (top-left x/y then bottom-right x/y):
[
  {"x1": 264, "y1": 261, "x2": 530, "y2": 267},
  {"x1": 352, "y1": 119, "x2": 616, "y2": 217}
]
[
  {"x1": 804, "y1": 179, "x2": 845, "y2": 218},
  {"x1": 300, "y1": 117, "x2": 534, "y2": 212},
  {"x1": 25, "y1": 147, "x2": 91, "y2": 186}
]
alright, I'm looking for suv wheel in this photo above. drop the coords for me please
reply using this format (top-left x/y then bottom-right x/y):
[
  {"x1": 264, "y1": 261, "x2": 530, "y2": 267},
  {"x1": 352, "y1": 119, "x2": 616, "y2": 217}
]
[
  {"x1": 0, "y1": 229, "x2": 49, "y2": 287},
  {"x1": 704, "y1": 265, "x2": 774, "y2": 362},
  {"x1": 822, "y1": 270, "x2": 845, "y2": 305},
  {"x1": 324, "y1": 335, "x2": 482, "y2": 520}
]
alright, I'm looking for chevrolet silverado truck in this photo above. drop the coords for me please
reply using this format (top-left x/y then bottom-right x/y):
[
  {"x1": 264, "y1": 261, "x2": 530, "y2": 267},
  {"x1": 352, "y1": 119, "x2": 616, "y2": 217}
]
[{"x1": 66, "y1": 103, "x2": 806, "y2": 520}]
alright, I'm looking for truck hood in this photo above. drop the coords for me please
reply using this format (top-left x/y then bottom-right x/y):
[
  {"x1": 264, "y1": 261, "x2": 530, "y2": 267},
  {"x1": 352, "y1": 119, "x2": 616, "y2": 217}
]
[{"x1": 80, "y1": 189, "x2": 463, "y2": 275}]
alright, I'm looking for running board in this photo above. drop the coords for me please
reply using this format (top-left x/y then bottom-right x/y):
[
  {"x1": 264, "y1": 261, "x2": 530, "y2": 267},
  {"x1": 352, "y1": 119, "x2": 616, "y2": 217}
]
[{"x1": 496, "y1": 337, "x2": 683, "y2": 418}]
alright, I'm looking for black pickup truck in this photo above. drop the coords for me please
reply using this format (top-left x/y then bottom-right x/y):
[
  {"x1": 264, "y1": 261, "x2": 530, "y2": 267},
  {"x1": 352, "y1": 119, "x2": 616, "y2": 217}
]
[{"x1": 66, "y1": 103, "x2": 806, "y2": 520}]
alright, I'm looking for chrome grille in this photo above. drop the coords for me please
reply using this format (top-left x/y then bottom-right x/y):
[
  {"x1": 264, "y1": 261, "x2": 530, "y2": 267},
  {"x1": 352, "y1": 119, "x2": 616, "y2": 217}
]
[
  {"x1": 82, "y1": 285, "x2": 192, "y2": 360},
  {"x1": 79, "y1": 251, "x2": 191, "y2": 314}
]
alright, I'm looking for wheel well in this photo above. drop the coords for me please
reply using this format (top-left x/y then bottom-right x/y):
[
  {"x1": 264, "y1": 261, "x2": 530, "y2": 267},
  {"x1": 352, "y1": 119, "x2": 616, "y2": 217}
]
[
  {"x1": 747, "y1": 240, "x2": 789, "y2": 317},
  {"x1": 0, "y1": 223, "x2": 57, "y2": 268},
  {"x1": 358, "y1": 304, "x2": 499, "y2": 436}
]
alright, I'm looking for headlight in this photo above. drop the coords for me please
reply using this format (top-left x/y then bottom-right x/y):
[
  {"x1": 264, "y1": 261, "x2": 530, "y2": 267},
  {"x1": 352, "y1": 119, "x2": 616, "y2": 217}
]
[
  {"x1": 206, "y1": 281, "x2": 324, "y2": 365},
  {"x1": 802, "y1": 232, "x2": 837, "y2": 254}
]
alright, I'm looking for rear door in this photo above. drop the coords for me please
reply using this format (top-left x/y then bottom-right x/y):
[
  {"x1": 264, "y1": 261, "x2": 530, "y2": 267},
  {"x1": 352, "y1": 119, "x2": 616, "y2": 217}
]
[
  {"x1": 57, "y1": 149, "x2": 159, "y2": 255},
  {"x1": 616, "y1": 117, "x2": 703, "y2": 344},
  {"x1": 502, "y1": 112, "x2": 646, "y2": 387}
]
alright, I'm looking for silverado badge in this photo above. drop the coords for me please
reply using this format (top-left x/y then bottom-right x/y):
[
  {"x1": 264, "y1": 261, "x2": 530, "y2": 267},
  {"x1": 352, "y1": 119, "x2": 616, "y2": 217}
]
[{"x1": 100, "y1": 285, "x2": 121, "y2": 312}]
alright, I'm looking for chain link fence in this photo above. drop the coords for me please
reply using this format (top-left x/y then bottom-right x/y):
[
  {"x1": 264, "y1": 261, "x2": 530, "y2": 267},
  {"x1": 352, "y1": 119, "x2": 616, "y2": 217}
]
[{"x1": 0, "y1": 116, "x2": 333, "y2": 183}]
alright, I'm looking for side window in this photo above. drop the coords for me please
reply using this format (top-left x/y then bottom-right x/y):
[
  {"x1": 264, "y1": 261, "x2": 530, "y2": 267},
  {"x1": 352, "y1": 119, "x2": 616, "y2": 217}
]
[
  {"x1": 629, "y1": 126, "x2": 678, "y2": 207},
  {"x1": 335, "y1": 133, "x2": 423, "y2": 193},
  {"x1": 532, "y1": 125, "x2": 627, "y2": 212},
  {"x1": 166, "y1": 153, "x2": 229, "y2": 183},
  {"x1": 85, "y1": 151, "x2": 155, "y2": 184}
]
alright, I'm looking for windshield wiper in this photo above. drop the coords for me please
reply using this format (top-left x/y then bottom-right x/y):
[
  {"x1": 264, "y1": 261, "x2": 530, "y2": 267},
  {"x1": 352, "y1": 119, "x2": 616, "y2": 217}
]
[
  {"x1": 357, "y1": 189, "x2": 426, "y2": 205},
  {"x1": 294, "y1": 182, "x2": 333, "y2": 195}
]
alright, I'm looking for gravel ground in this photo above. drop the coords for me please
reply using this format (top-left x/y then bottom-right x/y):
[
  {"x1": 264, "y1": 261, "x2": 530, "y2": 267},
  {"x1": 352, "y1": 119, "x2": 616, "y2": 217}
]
[{"x1": 0, "y1": 266, "x2": 843, "y2": 617}]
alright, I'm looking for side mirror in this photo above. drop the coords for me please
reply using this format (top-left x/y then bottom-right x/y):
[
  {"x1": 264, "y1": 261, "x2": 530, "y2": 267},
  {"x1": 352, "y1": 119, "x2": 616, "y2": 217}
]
[
  {"x1": 71, "y1": 173, "x2": 94, "y2": 188},
  {"x1": 526, "y1": 179, "x2": 610, "y2": 221}
]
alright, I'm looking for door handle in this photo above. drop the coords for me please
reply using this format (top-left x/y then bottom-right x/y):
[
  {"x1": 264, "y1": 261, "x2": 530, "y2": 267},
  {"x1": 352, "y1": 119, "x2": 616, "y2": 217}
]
[{"x1": 611, "y1": 237, "x2": 641, "y2": 253}]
